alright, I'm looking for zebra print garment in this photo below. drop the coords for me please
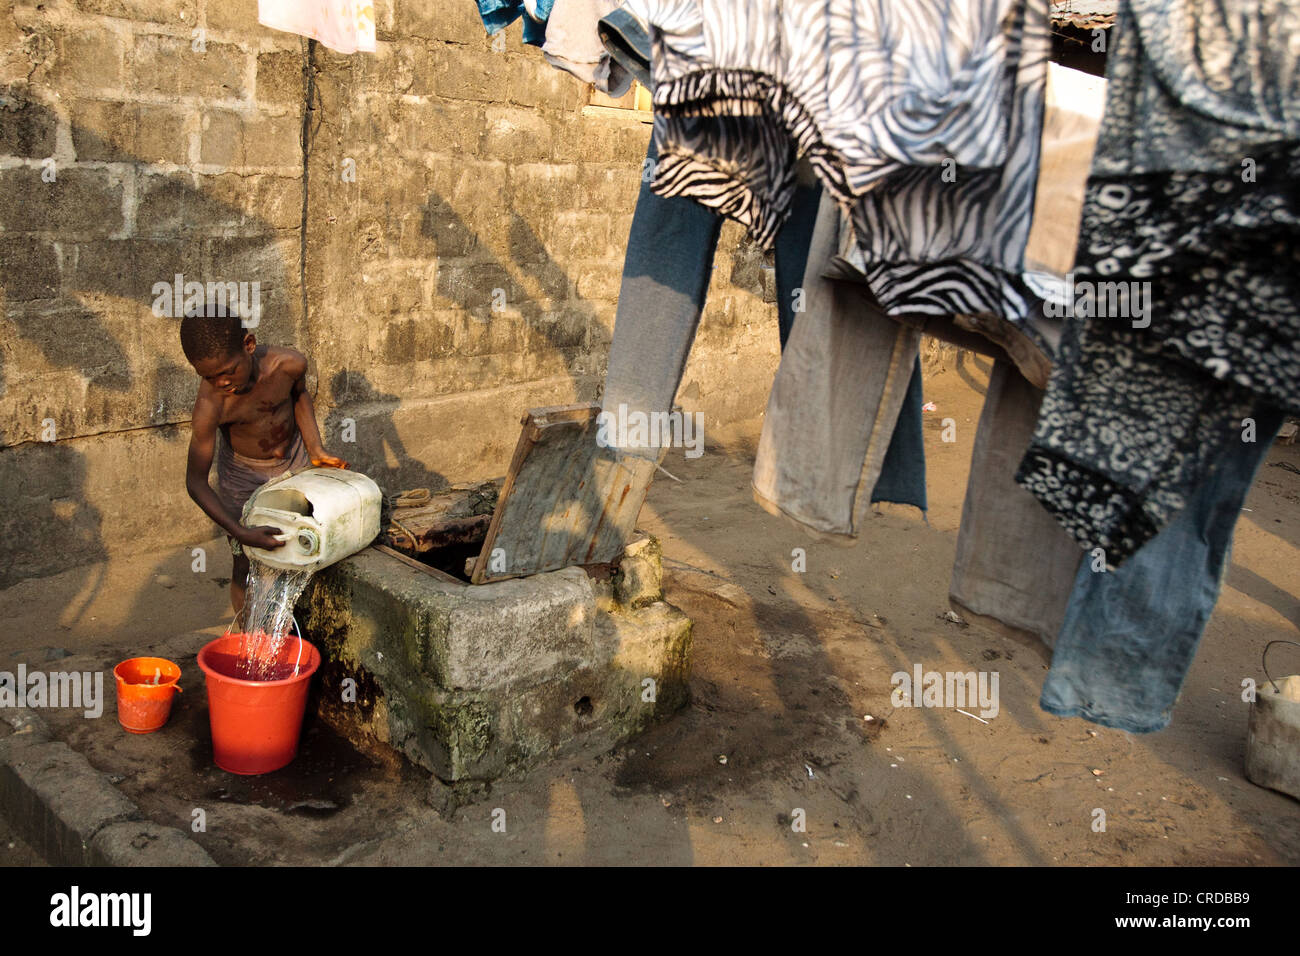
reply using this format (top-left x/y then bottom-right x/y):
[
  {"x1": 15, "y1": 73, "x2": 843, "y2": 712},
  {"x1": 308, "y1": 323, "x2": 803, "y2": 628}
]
[{"x1": 626, "y1": 0, "x2": 1050, "y2": 320}]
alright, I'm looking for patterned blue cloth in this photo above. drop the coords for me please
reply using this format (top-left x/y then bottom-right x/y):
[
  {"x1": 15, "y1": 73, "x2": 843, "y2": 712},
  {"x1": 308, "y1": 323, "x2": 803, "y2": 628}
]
[
  {"x1": 1043, "y1": 405, "x2": 1285, "y2": 733},
  {"x1": 474, "y1": 0, "x2": 555, "y2": 46}
]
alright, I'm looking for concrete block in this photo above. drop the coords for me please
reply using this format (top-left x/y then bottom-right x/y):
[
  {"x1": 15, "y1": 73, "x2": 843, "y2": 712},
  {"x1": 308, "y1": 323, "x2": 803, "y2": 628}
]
[
  {"x1": 553, "y1": 111, "x2": 642, "y2": 165},
  {"x1": 71, "y1": 99, "x2": 136, "y2": 163},
  {"x1": 613, "y1": 535, "x2": 664, "y2": 610},
  {"x1": 481, "y1": 106, "x2": 554, "y2": 164},
  {"x1": 507, "y1": 55, "x2": 585, "y2": 112},
  {"x1": 395, "y1": 99, "x2": 484, "y2": 158},
  {"x1": 89, "y1": 822, "x2": 218, "y2": 867},
  {"x1": 0, "y1": 238, "x2": 60, "y2": 300},
  {"x1": 200, "y1": 108, "x2": 242, "y2": 167},
  {"x1": 204, "y1": 0, "x2": 258, "y2": 34},
  {"x1": 398, "y1": 0, "x2": 485, "y2": 41},
  {"x1": 135, "y1": 105, "x2": 191, "y2": 165},
  {"x1": 5, "y1": 303, "x2": 135, "y2": 376},
  {"x1": 0, "y1": 90, "x2": 57, "y2": 157},
  {"x1": 243, "y1": 113, "x2": 300, "y2": 168},
  {"x1": 69, "y1": 97, "x2": 195, "y2": 166},
  {"x1": 429, "y1": 44, "x2": 508, "y2": 102},
  {"x1": 440, "y1": 567, "x2": 597, "y2": 689},
  {"x1": 204, "y1": 172, "x2": 302, "y2": 232},
  {"x1": 65, "y1": 238, "x2": 198, "y2": 299},
  {"x1": 205, "y1": 235, "x2": 298, "y2": 292},
  {"x1": 498, "y1": 602, "x2": 691, "y2": 758},
  {"x1": 577, "y1": 163, "x2": 639, "y2": 212},
  {"x1": 0, "y1": 737, "x2": 136, "y2": 866},
  {"x1": 299, "y1": 538, "x2": 692, "y2": 782},
  {"x1": 256, "y1": 50, "x2": 303, "y2": 106},
  {"x1": 0, "y1": 167, "x2": 125, "y2": 237},
  {"x1": 135, "y1": 172, "x2": 197, "y2": 235},
  {"x1": 47, "y1": 30, "x2": 125, "y2": 91},
  {"x1": 574, "y1": 264, "x2": 623, "y2": 303},
  {"x1": 78, "y1": 0, "x2": 197, "y2": 24},
  {"x1": 131, "y1": 35, "x2": 246, "y2": 99}
]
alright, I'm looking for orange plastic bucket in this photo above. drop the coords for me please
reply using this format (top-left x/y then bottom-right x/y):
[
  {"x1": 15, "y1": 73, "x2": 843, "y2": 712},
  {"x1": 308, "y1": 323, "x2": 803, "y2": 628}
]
[
  {"x1": 197, "y1": 634, "x2": 321, "y2": 775},
  {"x1": 113, "y1": 657, "x2": 182, "y2": 733}
]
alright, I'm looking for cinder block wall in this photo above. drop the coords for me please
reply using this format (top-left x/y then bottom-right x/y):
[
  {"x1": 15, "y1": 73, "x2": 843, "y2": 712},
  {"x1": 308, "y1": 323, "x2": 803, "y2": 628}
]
[{"x1": 0, "y1": 0, "x2": 780, "y2": 587}]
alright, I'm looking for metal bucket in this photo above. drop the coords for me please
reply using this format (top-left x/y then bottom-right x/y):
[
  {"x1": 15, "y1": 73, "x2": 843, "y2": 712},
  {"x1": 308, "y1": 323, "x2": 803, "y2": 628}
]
[{"x1": 1245, "y1": 640, "x2": 1300, "y2": 801}]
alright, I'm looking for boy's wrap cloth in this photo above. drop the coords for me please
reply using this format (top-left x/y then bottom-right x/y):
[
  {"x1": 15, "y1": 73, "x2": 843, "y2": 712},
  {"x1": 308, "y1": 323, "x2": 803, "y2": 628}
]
[{"x1": 216, "y1": 430, "x2": 312, "y2": 554}]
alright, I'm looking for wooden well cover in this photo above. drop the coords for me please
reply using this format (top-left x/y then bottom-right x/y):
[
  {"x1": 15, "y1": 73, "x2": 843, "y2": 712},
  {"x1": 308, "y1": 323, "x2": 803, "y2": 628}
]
[{"x1": 469, "y1": 403, "x2": 657, "y2": 584}]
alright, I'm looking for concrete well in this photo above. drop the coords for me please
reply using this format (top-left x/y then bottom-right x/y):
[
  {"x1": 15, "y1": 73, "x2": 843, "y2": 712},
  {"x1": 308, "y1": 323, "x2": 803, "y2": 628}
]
[{"x1": 296, "y1": 536, "x2": 692, "y2": 782}]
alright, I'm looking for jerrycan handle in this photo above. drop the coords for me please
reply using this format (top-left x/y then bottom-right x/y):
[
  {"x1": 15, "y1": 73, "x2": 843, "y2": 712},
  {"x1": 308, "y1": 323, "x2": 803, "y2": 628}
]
[{"x1": 275, "y1": 528, "x2": 319, "y2": 555}]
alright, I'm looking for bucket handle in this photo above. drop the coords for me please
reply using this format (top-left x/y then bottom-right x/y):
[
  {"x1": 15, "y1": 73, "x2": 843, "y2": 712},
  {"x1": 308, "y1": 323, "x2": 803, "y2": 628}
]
[
  {"x1": 226, "y1": 606, "x2": 304, "y2": 681},
  {"x1": 1258, "y1": 642, "x2": 1300, "y2": 697},
  {"x1": 292, "y1": 614, "x2": 304, "y2": 677}
]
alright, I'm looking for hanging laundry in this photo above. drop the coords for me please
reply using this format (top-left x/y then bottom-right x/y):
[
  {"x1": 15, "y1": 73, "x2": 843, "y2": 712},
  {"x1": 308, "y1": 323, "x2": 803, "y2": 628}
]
[
  {"x1": 835, "y1": 0, "x2": 1051, "y2": 321},
  {"x1": 949, "y1": 360, "x2": 1083, "y2": 646},
  {"x1": 543, "y1": 0, "x2": 634, "y2": 95},
  {"x1": 623, "y1": 0, "x2": 1051, "y2": 322},
  {"x1": 257, "y1": 0, "x2": 376, "y2": 54},
  {"x1": 601, "y1": 138, "x2": 822, "y2": 450},
  {"x1": 1041, "y1": 405, "x2": 1285, "y2": 732},
  {"x1": 597, "y1": 3, "x2": 652, "y2": 89},
  {"x1": 1021, "y1": 63, "x2": 1107, "y2": 308},
  {"x1": 752, "y1": 191, "x2": 928, "y2": 535},
  {"x1": 474, "y1": 0, "x2": 554, "y2": 46},
  {"x1": 1015, "y1": 0, "x2": 1300, "y2": 562}
]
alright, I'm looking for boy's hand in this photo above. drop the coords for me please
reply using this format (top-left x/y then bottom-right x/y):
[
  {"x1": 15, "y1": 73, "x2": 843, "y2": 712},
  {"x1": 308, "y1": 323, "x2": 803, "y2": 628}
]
[
  {"x1": 311, "y1": 452, "x2": 348, "y2": 469},
  {"x1": 238, "y1": 525, "x2": 286, "y2": 550}
]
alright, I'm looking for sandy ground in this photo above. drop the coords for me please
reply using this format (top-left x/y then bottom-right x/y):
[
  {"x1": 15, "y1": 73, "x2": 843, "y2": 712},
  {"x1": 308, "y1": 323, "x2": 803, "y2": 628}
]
[{"x1": 1, "y1": 360, "x2": 1298, "y2": 866}]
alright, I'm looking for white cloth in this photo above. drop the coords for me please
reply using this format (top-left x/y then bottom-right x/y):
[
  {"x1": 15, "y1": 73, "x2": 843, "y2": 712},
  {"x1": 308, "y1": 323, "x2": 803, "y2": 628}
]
[
  {"x1": 543, "y1": 0, "x2": 633, "y2": 95},
  {"x1": 1022, "y1": 63, "x2": 1107, "y2": 305},
  {"x1": 258, "y1": 0, "x2": 376, "y2": 54}
]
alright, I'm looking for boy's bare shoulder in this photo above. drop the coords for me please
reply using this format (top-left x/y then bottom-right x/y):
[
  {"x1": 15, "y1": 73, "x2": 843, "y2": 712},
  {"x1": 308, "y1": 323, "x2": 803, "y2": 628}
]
[
  {"x1": 190, "y1": 380, "x2": 225, "y2": 430},
  {"x1": 265, "y1": 345, "x2": 308, "y2": 378}
]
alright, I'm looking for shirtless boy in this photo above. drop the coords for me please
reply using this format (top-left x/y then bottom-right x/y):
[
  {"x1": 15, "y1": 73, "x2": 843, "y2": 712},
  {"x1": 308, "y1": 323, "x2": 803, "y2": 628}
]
[{"x1": 180, "y1": 308, "x2": 347, "y2": 612}]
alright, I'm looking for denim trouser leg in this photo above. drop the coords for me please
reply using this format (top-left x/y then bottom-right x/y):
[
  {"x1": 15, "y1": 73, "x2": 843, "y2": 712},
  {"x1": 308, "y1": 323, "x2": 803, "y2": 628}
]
[
  {"x1": 601, "y1": 139, "x2": 724, "y2": 450},
  {"x1": 950, "y1": 360, "x2": 1083, "y2": 643},
  {"x1": 1042, "y1": 404, "x2": 1286, "y2": 732},
  {"x1": 871, "y1": 356, "x2": 926, "y2": 510},
  {"x1": 603, "y1": 140, "x2": 824, "y2": 457},
  {"x1": 774, "y1": 180, "x2": 823, "y2": 349},
  {"x1": 753, "y1": 191, "x2": 928, "y2": 533}
]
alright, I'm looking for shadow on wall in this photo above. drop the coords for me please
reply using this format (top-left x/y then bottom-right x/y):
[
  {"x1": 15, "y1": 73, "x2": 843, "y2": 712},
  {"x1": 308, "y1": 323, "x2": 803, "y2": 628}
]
[
  {"x1": 0, "y1": 439, "x2": 107, "y2": 593},
  {"x1": 420, "y1": 191, "x2": 612, "y2": 375},
  {"x1": 0, "y1": 84, "x2": 298, "y2": 586},
  {"x1": 309, "y1": 191, "x2": 620, "y2": 533},
  {"x1": 324, "y1": 369, "x2": 447, "y2": 494}
]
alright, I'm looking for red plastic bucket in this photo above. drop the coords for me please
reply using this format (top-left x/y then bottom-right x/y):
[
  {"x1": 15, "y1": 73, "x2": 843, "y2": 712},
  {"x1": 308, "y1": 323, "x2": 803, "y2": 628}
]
[
  {"x1": 113, "y1": 657, "x2": 182, "y2": 733},
  {"x1": 197, "y1": 634, "x2": 321, "y2": 775}
]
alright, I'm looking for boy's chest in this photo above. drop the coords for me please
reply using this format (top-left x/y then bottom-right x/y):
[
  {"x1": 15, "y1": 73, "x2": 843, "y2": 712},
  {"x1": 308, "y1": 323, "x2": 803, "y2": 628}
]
[{"x1": 218, "y1": 383, "x2": 293, "y2": 430}]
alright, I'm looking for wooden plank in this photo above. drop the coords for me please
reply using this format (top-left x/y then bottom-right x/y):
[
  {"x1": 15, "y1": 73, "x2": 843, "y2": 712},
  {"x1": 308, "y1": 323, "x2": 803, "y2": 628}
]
[
  {"x1": 469, "y1": 403, "x2": 656, "y2": 584},
  {"x1": 373, "y1": 544, "x2": 466, "y2": 587},
  {"x1": 382, "y1": 481, "x2": 498, "y2": 555}
]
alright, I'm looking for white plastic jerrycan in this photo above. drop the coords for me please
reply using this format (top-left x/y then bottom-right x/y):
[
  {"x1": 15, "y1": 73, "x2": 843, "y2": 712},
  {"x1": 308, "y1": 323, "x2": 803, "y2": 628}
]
[{"x1": 241, "y1": 467, "x2": 382, "y2": 572}]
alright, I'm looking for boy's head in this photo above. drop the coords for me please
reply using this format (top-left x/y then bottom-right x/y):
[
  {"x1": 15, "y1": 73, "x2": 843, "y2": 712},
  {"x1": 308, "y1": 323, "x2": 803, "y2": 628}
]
[{"x1": 180, "y1": 304, "x2": 257, "y2": 394}]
